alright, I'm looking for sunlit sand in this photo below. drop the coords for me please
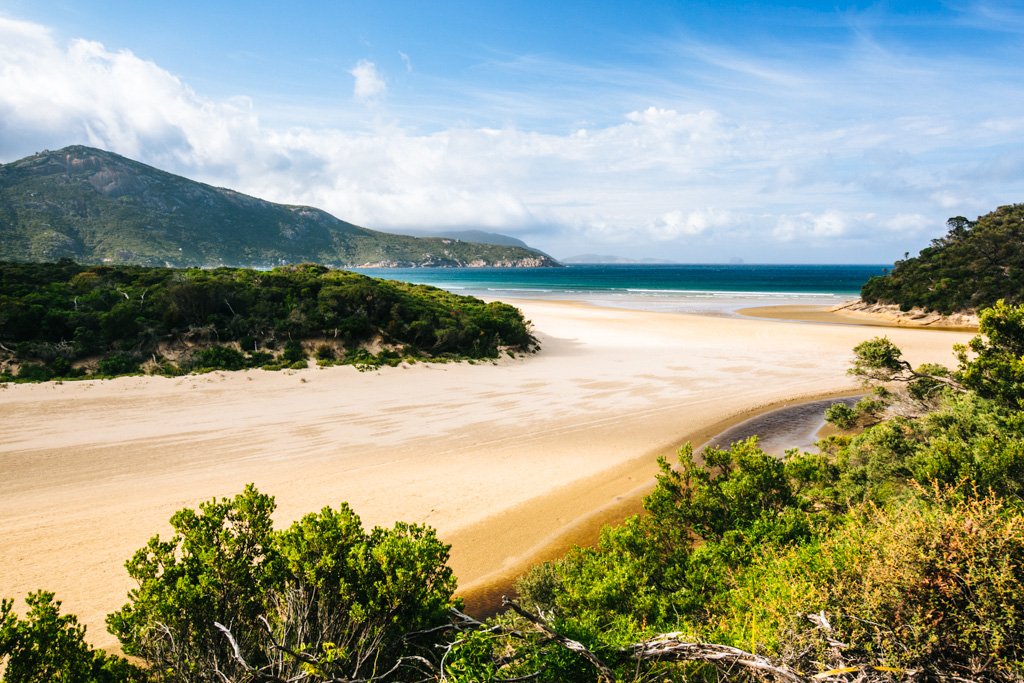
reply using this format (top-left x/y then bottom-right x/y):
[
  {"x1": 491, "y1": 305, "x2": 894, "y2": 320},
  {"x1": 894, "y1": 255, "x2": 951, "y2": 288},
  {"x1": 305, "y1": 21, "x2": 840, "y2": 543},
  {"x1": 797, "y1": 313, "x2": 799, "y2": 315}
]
[{"x1": 0, "y1": 300, "x2": 973, "y2": 648}]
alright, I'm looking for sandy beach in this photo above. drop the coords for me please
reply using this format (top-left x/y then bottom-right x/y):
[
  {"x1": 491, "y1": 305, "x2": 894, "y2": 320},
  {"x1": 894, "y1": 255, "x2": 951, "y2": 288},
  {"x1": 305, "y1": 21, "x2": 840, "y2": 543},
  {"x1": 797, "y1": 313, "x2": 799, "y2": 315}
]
[{"x1": 0, "y1": 300, "x2": 973, "y2": 649}]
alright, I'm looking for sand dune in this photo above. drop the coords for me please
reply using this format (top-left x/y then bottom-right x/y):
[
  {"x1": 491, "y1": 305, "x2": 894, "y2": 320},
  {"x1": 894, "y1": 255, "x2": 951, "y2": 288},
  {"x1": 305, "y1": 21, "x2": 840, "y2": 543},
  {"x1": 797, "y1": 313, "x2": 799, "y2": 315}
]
[{"x1": 0, "y1": 300, "x2": 973, "y2": 648}]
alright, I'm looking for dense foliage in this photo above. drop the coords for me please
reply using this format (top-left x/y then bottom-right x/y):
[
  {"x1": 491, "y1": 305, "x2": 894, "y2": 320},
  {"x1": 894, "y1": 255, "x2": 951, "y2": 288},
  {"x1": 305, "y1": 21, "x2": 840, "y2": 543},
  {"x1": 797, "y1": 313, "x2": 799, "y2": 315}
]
[
  {"x1": 105, "y1": 486, "x2": 457, "y2": 683},
  {"x1": 861, "y1": 204, "x2": 1024, "y2": 313},
  {"x1": 458, "y1": 304, "x2": 1024, "y2": 682},
  {"x1": 0, "y1": 259, "x2": 537, "y2": 381},
  {"x1": 0, "y1": 146, "x2": 557, "y2": 268},
  {"x1": 1, "y1": 592, "x2": 146, "y2": 683}
]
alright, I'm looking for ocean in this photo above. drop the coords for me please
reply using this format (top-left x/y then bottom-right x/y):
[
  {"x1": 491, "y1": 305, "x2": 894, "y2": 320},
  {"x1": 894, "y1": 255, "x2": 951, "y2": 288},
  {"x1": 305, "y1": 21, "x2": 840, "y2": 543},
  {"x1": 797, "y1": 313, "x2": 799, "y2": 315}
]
[{"x1": 351, "y1": 263, "x2": 887, "y2": 315}]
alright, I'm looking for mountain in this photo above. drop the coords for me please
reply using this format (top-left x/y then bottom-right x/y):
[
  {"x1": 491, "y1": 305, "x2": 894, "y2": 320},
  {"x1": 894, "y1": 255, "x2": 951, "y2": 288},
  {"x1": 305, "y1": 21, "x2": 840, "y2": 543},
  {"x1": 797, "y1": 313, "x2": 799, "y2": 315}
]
[
  {"x1": 0, "y1": 146, "x2": 559, "y2": 268},
  {"x1": 418, "y1": 230, "x2": 532, "y2": 249},
  {"x1": 860, "y1": 204, "x2": 1024, "y2": 314}
]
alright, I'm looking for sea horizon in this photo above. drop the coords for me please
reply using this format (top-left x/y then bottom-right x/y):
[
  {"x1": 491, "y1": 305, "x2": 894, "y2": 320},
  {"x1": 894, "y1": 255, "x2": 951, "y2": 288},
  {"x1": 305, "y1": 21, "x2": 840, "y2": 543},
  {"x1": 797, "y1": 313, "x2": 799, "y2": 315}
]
[{"x1": 353, "y1": 263, "x2": 887, "y2": 315}]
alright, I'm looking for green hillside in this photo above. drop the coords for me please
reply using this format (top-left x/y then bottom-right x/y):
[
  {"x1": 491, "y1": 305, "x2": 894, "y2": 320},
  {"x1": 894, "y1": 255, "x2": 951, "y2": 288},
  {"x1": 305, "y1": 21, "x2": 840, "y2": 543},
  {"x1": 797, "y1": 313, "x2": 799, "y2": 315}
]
[
  {"x1": 861, "y1": 204, "x2": 1024, "y2": 313},
  {"x1": 0, "y1": 146, "x2": 558, "y2": 268}
]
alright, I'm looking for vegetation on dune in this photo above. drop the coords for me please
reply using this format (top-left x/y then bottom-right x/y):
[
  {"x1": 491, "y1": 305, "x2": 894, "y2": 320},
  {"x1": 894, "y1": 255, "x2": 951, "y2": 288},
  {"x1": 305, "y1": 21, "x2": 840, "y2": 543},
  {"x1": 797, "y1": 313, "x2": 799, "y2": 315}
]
[
  {"x1": 484, "y1": 305, "x2": 1024, "y2": 682},
  {"x1": 0, "y1": 259, "x2": 537, "y2": 381},
  {"x1": 861, "y1": 204, "x2": 1024, "y2": 314}
]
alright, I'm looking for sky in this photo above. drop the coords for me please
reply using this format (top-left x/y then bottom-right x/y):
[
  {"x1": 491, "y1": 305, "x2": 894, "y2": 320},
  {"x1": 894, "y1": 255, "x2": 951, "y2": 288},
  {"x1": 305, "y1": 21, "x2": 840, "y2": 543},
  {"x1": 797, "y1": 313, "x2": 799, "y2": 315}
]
[{"x1": 1, "y1": 1, "x2": 1022, "y2": 263}]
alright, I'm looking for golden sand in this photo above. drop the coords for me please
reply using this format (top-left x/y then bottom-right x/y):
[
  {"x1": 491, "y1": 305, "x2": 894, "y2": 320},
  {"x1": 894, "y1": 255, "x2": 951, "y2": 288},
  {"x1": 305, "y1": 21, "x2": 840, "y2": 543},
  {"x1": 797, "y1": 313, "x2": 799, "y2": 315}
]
[{"x1": 0, "y1": 300, "x2": 973, "y2": 648}]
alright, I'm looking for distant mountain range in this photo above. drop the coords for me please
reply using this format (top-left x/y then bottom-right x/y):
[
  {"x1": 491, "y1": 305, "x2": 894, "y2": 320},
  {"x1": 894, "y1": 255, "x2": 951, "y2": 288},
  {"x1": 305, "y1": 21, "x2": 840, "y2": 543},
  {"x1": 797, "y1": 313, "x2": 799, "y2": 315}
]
[
  {"x1": 417, "y1": 229, "x2": 533, "y2": 249},
  {"x1": 0, "y1": 146, "x2": 559, "y2": 268}
]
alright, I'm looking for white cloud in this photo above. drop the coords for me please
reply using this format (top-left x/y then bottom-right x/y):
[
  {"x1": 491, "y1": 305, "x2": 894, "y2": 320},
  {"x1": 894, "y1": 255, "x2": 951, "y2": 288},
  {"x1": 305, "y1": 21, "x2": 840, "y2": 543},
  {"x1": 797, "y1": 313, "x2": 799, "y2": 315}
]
[
  {"x1": 0, "y1": 17, "x2": 260, "y2": 168},
  {"x1": 350, "y1": 59, "x2": 386, "y2": 103},
  {"x1": 648, "y1": 208, "x2": 734, "y2": 240},
  {"x1": 772, "y1": 211, "x2": 848, "y2": 242},
  {"x1": 884, "y1": 213, "x2": 931, "y2": 235},
  {"x1": 1, "y1": 13, "x2": 1022, "y2": 262},
  {"x1": 399, "y1": 51, "x2": 413, "y2": 72}
]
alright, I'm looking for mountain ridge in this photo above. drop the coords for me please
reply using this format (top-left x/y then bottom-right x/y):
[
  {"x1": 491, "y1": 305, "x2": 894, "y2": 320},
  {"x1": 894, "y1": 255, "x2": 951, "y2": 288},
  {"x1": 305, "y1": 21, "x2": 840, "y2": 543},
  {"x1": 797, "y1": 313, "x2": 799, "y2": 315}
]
[{"x1": 0, "y1": 146, "x2": 559, "y2": 268}]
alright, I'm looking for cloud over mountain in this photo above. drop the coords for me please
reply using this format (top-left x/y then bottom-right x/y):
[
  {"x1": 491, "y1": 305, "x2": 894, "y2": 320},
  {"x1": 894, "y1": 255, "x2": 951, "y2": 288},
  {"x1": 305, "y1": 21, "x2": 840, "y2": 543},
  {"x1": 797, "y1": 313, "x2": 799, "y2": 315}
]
[{"x1": 1, "y1": 7, "x2": 1022, "y2": 262}]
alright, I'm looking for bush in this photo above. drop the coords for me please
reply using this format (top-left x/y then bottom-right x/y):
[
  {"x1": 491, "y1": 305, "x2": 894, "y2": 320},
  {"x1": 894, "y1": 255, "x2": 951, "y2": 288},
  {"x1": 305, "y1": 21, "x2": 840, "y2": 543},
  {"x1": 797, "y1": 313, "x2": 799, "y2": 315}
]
[
  {"x1": 1, "y1": 591, "x2": 148, "y2": 683},
  {"x1": 314, "y1": 343, "x2": 335, "y2": 361},
  {"x1": 15, "y1": 363, "x2": 52, "y2": 382},
  {"x1": 725, "y1": 491, "x2": 1024, "y2": 679},
  {"x1": 96, "y1": 352, "x2": 140, "y2": 376},
  {"x1": 282, "y1": 339, "x2": 305, "y2": 363},
  {"x1": 824, "y1": 402, "x2": 857, "y2": 429},
  {"x1": 183, "y1": 345, "x2": 248, "y2": 372},
  {"x1": 108, "y1": 485, "x2": 458, "y2": 682}
]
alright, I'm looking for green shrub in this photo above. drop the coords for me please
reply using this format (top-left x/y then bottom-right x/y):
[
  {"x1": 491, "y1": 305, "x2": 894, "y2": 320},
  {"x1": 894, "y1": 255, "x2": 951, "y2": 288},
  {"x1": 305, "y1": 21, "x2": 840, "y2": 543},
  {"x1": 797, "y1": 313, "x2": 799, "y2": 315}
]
[
  {"x1": 96, "y1": 352, "x2": 140, "y2": 376},
  {"x1": 282, "y1": 339, "x2": 305, "y2": 363},
  {"x1": 15, "y1": 363, "x2": 52, "y2": 382},
  {"x1": 824, "y1": 402, "x2": 857, "y2": 429},
  {"x1": 107, "y1": 486, "x2": 457, "y2": 682},
  {"x1": 1, "y1": 591, "x2": 148, "y2": 683}
]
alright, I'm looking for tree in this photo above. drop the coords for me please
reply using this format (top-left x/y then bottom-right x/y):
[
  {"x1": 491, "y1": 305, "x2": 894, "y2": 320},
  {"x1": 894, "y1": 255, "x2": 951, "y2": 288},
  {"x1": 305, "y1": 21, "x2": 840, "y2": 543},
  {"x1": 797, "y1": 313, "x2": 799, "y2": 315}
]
[
  {"x1": 956, "y1": 299, "x2": 1024, "y2": 409},
  {"x1": 107, "y1": 485, "x2": 281, "y2": 682}
]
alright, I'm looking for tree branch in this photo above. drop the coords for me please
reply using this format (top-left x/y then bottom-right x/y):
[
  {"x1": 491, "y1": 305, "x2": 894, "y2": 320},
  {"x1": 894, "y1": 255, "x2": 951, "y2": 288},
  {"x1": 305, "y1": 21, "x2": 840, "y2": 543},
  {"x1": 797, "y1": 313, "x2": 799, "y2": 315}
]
[
  {"x1": 626, "y1": 633, "x2": 804, "y2": 682},
  {"x1": 502, "y1": 597, "x2": 615, "y2": 683}
]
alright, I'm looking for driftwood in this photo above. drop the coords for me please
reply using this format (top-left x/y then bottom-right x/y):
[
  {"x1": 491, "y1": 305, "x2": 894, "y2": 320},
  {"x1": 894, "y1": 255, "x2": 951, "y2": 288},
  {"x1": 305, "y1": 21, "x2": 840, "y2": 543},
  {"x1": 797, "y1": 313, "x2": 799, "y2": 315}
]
[
  {"x1": 504, "y1": 596, "x2": 807, "y2": 682},
  {"x1": 626, "y1": 633, "x2": 803, "y2": 682},
  {"x1": 500, "y1": 599, "x2": 957, "y2": 683}
]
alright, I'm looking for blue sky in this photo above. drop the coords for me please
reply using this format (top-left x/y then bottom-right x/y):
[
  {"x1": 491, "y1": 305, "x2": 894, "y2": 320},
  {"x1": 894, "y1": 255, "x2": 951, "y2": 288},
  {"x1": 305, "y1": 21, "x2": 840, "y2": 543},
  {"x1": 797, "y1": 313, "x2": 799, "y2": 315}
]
[{"x1": 1, "y1": 1, "x2": 1022, "y2": 262}]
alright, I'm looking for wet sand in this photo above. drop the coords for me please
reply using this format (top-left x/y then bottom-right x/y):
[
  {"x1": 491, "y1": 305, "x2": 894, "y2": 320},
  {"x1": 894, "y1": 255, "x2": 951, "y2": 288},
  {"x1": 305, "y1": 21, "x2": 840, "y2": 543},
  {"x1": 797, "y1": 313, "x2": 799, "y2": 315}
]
[
  {"x1": 0, "y1": 300, "x2": 972, "y2": 648},
  {"x1": 738, "y1": 302, "x2": 979, "y2": 330}
]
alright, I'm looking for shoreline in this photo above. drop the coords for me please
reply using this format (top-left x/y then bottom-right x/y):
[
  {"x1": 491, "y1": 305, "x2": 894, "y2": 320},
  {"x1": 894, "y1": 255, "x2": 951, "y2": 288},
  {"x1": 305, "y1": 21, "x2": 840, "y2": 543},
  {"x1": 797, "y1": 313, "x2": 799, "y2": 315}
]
[
  {"x1": 737, "y1": 300, "x2": 980, "y2": 331},
  {"x1": 0, "y1": 299, "x2": 973, "y2": 649},
  {"x1": 453, "y1": 388, "x2": 864, "y2": 616}
]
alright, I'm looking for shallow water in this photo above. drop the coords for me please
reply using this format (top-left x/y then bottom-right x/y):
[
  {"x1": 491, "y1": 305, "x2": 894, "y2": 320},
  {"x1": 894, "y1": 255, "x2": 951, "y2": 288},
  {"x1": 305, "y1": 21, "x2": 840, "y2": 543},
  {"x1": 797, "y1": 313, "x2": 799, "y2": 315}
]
[
  {"x1": 705, "y1": 396, "x2": 860, "y2": 456},
  {"x1": 353, "y1": 264, "x2": 883, "y2": 315},
  {"x1": 462, "y1": 395, "x2": 861, "y2": 616}
]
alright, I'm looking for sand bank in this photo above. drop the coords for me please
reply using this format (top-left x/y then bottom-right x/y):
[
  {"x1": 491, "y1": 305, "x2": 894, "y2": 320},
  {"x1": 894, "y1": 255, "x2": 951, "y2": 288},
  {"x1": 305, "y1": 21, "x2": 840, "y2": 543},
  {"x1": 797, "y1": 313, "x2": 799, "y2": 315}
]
[
  {"x1": 0, "y1": 300, "x2": 972, "y2": 648},
  {"x1": 738, "y1": 300, "x2": 980, "y2": 330}
]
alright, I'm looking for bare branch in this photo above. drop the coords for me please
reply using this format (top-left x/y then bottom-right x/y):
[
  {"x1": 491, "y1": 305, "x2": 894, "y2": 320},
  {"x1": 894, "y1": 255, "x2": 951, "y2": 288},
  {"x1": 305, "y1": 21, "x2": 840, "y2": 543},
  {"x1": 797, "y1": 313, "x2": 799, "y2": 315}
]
[
  {"x1": 627, "y1": 632, "x2": 804, "y2": 682},
  {"x1": 214, "y1": 621, "x2": 255, "y2": 673},
  {"x1": 502, "y1": 597, "x2": 615, "y2": 683}
]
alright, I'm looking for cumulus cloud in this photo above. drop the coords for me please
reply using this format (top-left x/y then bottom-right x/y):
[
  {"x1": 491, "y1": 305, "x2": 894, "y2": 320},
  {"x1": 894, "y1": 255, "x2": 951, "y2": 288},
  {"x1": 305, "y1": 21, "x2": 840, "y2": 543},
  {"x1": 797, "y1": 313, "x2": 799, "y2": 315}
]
[
  {"x1": 0, "y1": 16, "x2": 260, "y2": 169},
  {"x1": 1, "y1": 13, "x2": 1021, "y2": 262},
  {"x1": 350, "y1": 59, "x2": 386, "y2": 103},
  {"x1": 772, "y1": 211, "x2": 848, "y2": 242},
  {"x1": 648, "y1": 208, "x2": 734, "y2": 240}
]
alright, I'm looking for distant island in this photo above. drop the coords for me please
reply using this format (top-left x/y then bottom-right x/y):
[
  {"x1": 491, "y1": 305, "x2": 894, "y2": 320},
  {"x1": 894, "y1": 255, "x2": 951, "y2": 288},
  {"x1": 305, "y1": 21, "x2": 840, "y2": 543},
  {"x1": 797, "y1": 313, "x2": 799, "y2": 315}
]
[{"x1": 0, "y1": 146, "x2": 560, "y2": 269}]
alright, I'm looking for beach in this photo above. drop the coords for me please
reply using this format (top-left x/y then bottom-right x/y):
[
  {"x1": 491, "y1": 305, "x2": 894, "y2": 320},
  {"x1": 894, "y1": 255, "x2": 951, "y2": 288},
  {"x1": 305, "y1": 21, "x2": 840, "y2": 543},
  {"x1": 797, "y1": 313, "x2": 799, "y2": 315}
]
[{"x1": 0, "y1": 299, "x2": 973, "y2": 649}]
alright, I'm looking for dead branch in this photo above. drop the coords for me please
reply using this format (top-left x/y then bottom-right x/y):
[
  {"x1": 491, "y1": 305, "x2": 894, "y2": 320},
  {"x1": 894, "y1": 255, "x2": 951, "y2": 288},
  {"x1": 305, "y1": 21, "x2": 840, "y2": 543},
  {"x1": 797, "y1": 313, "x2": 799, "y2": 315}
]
[
  {"x1": 627, "y1": 632, "x2": 804, "y2": 682},
  {"x1": 502, "y1": 597, "x2": 615, "y2": 683}
]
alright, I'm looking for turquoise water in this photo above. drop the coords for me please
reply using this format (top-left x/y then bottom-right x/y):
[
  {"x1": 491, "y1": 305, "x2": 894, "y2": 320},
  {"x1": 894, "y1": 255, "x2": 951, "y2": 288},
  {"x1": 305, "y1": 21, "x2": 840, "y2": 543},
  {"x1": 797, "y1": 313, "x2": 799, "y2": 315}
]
[{"x1": 353, "y1": 264, "x2": 886, "y2": 314}]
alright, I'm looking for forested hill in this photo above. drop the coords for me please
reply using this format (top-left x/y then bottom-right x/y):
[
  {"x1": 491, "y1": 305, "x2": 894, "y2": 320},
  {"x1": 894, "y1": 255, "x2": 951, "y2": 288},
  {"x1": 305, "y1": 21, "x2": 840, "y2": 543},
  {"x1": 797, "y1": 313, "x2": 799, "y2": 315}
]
[
  {"x1": 0, "y1": 260, "x2": 536, "y2": 381},
  {"x1": 0, "y1": 146, "x2": 558, "y2": 268},
  {"x1": 861, "y1": 203, "x2": 1024, "y2": 314}
]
